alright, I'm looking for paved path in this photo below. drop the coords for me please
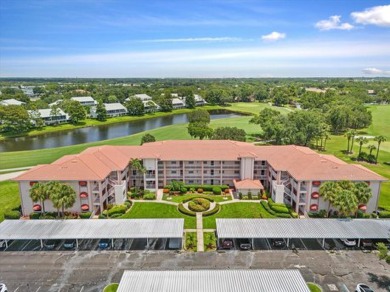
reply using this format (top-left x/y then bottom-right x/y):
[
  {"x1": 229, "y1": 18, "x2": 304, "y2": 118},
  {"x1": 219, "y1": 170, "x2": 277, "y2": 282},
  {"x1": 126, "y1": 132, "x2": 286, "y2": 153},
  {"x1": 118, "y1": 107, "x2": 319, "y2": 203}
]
[
  {"x1": 0, "y1": 166, "x2": 33, "y2": 173},
  {"x1": 196, "y1": 213, "x2": 204, "y2": 252},
  {"x1": 0, "y1": 170, "x2": 27, "y2": 182}
]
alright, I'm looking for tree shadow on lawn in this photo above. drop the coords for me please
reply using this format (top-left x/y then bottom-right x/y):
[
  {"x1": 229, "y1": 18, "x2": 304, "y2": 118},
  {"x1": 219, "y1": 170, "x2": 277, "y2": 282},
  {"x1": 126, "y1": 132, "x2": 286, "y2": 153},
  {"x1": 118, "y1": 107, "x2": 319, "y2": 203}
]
[{"x1": 367, "y1": 272, "x2": 390, "y2": 290}]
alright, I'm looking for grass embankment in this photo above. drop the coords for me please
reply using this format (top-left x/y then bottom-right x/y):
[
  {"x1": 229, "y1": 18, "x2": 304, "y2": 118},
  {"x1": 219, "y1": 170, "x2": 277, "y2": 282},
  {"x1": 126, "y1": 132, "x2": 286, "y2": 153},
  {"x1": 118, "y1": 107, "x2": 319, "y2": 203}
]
[
  {"x1": 323, "y1": 105, "x2": 390, "y2": 207},
  {"x1": 0, "y1": 181, "x2": 20, "y2": 222},
  {"x1": 120, "y1": 202, "x2": 196, "y2": 229},
  {"x1": 203, "y1": 202, "x2": 275, "y2": 229},
  {"x1": 0, "y1": 106, "x2": 222, "y2": 141}
]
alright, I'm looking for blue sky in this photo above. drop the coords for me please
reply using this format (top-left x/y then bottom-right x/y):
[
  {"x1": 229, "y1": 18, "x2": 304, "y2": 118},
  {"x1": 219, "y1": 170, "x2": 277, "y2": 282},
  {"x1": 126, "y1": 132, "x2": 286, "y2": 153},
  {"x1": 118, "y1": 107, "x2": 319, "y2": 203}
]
[{"x1": 0, "y1": 0, "x2": 389, "y2": 77}]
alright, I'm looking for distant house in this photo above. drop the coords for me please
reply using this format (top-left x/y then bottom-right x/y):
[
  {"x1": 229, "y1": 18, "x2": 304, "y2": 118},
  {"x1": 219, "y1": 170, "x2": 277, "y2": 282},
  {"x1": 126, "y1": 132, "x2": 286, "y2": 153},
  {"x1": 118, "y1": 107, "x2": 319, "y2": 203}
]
[
  {"x1": 49, "y1": 99, "x2": 63, "y2": 107},
  {"x1": 90, "y1": 103, "x2": 127, "y2": 118},
  {"x1": 20, "y1": 86, "x2": 35, "y2": 97},
  {"x1": 0, "y1": 98, "x2": 25, "y2": 106},
  {"x1": 125, "y1": 94, "x2": 161, "y2": 112},
  {"x1": 71, "y1": 96, "x2": 97, "y2": 106},
  {"x1": 172, "y1": 98, "x2": 185, "y2": 109},
  {"x1": 28, "y1": 108, "x2": 69, "y2": 125},
  {"x1": 194, "y1": 94, "x2": 207, "y2": 106},
  {"x1": 367, "y1": 90, "x2": 376, "y2": 96}
]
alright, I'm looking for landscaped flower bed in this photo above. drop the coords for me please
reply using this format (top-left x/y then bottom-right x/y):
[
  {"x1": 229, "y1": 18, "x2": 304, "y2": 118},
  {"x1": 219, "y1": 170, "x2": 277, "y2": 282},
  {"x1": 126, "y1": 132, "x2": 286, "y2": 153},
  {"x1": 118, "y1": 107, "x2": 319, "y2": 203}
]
[{"x1": 188, "y1": 198, "x2": 210, "y2": 212}]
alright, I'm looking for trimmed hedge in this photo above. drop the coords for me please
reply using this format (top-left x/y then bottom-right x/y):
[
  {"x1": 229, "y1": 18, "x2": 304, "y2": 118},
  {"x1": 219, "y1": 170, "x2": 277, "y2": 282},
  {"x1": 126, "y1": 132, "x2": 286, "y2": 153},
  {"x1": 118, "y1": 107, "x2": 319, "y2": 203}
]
[
  {"x1": 379, "y1": 211, "x2": 390, "y2": 218},
  {"x1": 165, "y1": 184, "x2": 229, "y2": 192},
  {"x1": 108, "y1": 205, "x2": 127, "y2": 216},
  {"x1": 182, "y1": 196, "x2": 215, "y2": 203},
  {"x1": 212, "y1": 186, "x2": 222, "y2": 195},
  {"x1": 203, "y1": 204, "x2": 220, "y2": 217},
  {"x1": 79, "y1": 212, "x2": 92, "y2": 219},
  {"x1": 178, "y1": 203, "x2": 196, "y2": 216},
  {"x1": 270, "y1": 204, "x2": 290, "y2": 214},
  {"x1": 261, "y1": 201, "x2": 291, "y2": 218},
  {"x1": 30, "y1": 212, "x2": 41, "y2": 219},
  {"x1": 4, "y1": 210, "x2": 21, "y2": 219},
  {"x1": 188, "y1": 198, "x2": 210, "y2": 212},
  {"x1": 143, "y1": 193, "x2": 156, "y2": 200}
]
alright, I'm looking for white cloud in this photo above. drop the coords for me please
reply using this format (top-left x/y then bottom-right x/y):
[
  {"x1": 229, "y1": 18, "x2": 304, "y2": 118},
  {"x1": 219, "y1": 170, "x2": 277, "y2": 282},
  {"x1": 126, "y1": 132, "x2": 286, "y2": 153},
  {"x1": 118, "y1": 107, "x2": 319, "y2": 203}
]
[
  {"x1": 137, "y1": 37, "x2": 243, "y2": 43},
  {"x1": 261, "y1": 31, "x2": 286, "y2": 41},
  {"x1": 362, "y1": 68, "x2": 390, "y2": 75},
  {"x1": 315, "y1": 15, "x2": 354, "y2": 31},
  {"x1": 351, "y1": 5, "x2": 390, "y2": 27}
]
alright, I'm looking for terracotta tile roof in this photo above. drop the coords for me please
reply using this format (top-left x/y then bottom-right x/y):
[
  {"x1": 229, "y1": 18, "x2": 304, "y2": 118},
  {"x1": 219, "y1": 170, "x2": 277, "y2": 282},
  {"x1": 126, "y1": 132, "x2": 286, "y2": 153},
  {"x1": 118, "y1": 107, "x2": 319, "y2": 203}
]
[
  {"x1": 233, "y1": 179, "x2": 264, "y2": 190},
  {"x1": 14, "y1": 140, "x2": 386, "y2": 182}
]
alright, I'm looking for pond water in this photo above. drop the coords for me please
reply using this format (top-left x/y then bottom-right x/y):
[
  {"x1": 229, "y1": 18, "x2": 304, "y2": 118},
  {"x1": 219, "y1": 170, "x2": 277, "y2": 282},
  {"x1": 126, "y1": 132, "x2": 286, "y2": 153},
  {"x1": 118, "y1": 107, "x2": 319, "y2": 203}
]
[{"x1": 0, "y1": 110, "x2": 242, "y2": 152}]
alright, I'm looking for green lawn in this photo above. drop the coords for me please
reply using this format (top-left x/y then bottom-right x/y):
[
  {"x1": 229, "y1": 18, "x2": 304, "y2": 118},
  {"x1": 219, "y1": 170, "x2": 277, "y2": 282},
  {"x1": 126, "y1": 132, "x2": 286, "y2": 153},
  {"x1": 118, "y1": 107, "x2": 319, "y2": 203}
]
[
  {"x1": 307, "y1": 283, "x2": 322, "y2": 292},
  {"x1": 163, "y1": 193, "x2": 232, "y2": 203},
  {"x1": 120, "y1": 202, "x2": 196, "y2": 229},
  {"x1": 203, "y1": 202, "x2": 276, "y2": 229},
  {"x1": 226, "y1": 102, "x2": 293, "y2": 115},
  {"x1": 103, "y1": 283, "x2": 119, "y2": 292},
  {"x1": 0, "y1": 180, "x2": 20, "y2": 222}
]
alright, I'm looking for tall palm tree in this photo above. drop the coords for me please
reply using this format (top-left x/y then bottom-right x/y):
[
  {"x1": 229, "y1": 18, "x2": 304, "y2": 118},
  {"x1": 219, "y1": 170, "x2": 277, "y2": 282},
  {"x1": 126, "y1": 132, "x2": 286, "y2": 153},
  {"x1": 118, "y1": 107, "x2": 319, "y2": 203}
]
[
  {"x1": 344, "y1": 130, "x2": 353, "y2": 154},
  {"x1": 349, "y1": 129, "x2": 357, "y2": 154},
  {"x1": 367, "y1": 144, "x2": 376, "y2": 156},
  {"x1": 29, "y1": 182, "x2": 49, "y2": 213},
  {"x1": 129, "y1": 158, "x2": 146, "y2": 174},
  {"x1": 319, "y1": 181, "x2": 340, "y2": 214},
  {"x1": 374, "y1": 136, "x2": 387, "y2": 164},
  {"x1": 48, "y1": 181, "x2": 76, "y2": 217},
  {"x1": 355, "y1": 136, "x2": 368, "y2": 157},
  {"x1": 333, "y1": 189, "x2": 358, "y2": 218}
]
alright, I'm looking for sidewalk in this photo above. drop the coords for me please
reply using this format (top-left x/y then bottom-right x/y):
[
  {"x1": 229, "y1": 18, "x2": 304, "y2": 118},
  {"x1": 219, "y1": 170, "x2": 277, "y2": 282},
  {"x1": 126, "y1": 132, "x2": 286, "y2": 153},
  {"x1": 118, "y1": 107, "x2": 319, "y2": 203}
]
[
  {"x1": 0, "y1": 170, "x2": 27, "y2": 182},
  {"x1": 196, "y1": 212, "x2": 204, "y2": 252}
]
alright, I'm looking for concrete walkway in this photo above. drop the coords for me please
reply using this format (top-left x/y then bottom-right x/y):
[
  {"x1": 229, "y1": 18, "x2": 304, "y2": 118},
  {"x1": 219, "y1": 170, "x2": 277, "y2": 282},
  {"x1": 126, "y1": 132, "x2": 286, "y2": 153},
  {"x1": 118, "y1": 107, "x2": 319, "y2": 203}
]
[
  {"x1": 0, "y1": 170, "x2": 27, "y2": 182},
  {"x1": 196, "y1": 212, "x2": 204, "y2": 252}
]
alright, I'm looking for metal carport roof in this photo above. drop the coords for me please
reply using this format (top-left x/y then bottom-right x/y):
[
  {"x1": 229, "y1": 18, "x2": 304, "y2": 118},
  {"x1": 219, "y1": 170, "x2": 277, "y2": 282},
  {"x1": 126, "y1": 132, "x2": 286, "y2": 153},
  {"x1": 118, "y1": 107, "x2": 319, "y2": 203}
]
[
  {"x1": 117, "y1": 270, "x2": 310, "y2": 292},
  {"x1": 0, "y1": 219, "x2": 184, "y2": 240},
  {"x1": 217, "y1": 218, "x2": 390, "y2": 239}
]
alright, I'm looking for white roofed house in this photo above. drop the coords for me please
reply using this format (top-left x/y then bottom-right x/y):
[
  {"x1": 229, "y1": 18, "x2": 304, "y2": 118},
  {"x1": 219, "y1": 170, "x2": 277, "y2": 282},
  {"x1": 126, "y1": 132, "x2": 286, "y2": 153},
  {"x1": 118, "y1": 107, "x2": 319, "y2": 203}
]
[
  {"x1": 0, "y1": 98, "x2": 25, "y2": 106},
  {"x1": 28, "y1": 108, "x2": 69, "y2": 125},
  {"x1": 90, "y1": 103, "x2": 127, "y2": 118},
  {"x1": 194, "y1": 94, "x2": 207, "y2": 106},
  {"x1": 172, "y1": 97, "x2": 185, "y2": 109},
  {"x1": 125, "y1": 94, "x2": 160, "y2": 112},
  {"x1": 71, "y1": 96, "x2": 97, "y2": 106}
]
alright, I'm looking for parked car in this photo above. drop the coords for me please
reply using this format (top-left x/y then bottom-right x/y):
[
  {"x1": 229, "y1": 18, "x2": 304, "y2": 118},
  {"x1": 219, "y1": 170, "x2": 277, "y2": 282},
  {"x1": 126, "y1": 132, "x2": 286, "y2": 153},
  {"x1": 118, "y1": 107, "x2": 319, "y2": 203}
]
[
  {"x1": 220, "y1": 239, "x2": 234, "y2": 249},
  {"x1": 44, "y1": 239, "x2": 60, "y2": 250},
  {"x1": 98, "y1": 239, "x2": 110, "y2": 249},
  {"x1": 361, "y1": 239, "x2": 373, "y2": 249},
  {"x1": 341, "y1": 238, "x2": 357, "y2": 247},
  {"x1": 355, "y1": 283, "x2": 374, "y2": 292},
  {"x1": 237, "y1": 238, "x2": 252, "y2": 250},
  {"x1": 271, "y1": 238, "x2": 286, "y2": 248},
  {"x1": 0, "y1": 283, "x2": 8, "y2": 292},
  {"x1": 0, "y1": 240, "x2": 6, "y2": 249},
  {"x1": 63, "y1": 239, "x2": 76, "y2": 249}
]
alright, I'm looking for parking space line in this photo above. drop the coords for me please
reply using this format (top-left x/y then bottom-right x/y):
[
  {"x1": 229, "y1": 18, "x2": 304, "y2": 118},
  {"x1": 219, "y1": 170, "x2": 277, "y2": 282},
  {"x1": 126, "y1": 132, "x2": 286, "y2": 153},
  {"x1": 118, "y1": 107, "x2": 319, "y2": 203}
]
[
  {"x1": 35, "y1": 286, "x2": 41, "y2": 292},
  {"x1": 265, "y1": 239, "x2": 271, "y2": 250}
]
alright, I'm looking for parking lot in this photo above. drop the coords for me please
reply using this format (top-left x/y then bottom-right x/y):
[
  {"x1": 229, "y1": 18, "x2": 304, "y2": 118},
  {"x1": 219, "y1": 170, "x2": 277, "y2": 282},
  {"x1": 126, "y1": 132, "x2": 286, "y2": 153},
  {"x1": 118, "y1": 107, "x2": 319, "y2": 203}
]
[{"x1": 0, "y1": 238, "x2": 175, "y2": 252}]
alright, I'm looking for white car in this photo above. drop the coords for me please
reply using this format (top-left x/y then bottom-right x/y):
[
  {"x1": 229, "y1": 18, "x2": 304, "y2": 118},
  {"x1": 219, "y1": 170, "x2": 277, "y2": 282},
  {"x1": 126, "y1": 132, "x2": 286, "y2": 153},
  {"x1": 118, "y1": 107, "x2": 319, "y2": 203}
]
[
  {"x1": 340, "y1": 238, "x2": 357, "y2": 247},
  {"x1": 0, "y1": 240, "x2": 6, "y2": 249},
  {"x1": 0, "y1": 283, "x2": 8, "y2": 292},
  {"x1": 355, "y1": 283, "x2": 374, "y2": 292}
]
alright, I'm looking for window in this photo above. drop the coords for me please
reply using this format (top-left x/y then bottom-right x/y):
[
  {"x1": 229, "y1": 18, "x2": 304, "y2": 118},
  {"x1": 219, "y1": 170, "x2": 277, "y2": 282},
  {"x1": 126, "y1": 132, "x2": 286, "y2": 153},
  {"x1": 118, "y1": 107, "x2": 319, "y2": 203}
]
[
  {"x1": 262, "y1": 161, "x2": 266, "y2": 166},
  {"x1": 211, "y1": 161, "x2": 214, "y2": 166},
  {"x1": 132, "y1": 170, "x2": 137, "y2": 175},
  {"x1": 171, "y1": 171, "x2": 177, "y2": 174},
  {"x1": 189, "y1": 171, "x2": 194, "y2": 174},
  {"x1": 261, "y1": 170, "x2": 265, "y2": 176},
  {"x1": 234, "y1": 170, "x2": 239, "y2": 174},
  {"x1": 254, "y1": 170, "x2": 257, "y2": 174},
  {"x1": 235, "y1": 161, "x2": 240, "y2": 164},
  {"x1": 204, "y1": 170, "x2": 207, "y2": 174},
  {"x1": 171, "y1": 161, "x2": 176, "y2": 164},
  {"x1": 211, "y1": 170, "x2": 214, "y2": 175},
  {"x1": 188, "y1": 161, "x2": 194, "y2": 164}
]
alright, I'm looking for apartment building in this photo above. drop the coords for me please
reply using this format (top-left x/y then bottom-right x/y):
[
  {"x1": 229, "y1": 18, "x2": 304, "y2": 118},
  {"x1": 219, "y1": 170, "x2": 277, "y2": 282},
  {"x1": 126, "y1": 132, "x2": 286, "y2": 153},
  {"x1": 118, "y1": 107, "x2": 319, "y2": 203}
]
[{"x1": 15, "y1": 140, "x2": 385, "y2": 216}]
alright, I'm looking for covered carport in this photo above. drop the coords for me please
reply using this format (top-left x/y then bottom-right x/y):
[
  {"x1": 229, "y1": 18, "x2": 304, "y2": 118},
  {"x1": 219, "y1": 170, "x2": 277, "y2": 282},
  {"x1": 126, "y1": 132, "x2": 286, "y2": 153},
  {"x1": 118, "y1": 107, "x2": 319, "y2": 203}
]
[
  {"x1": 117, "y1": 270, "x2": 310, "y2": 292},
  {"x1": 216, "y1": 218, "x2": 390, "y2": 249},
  {"x1": 0, "y1": 218, "x2": 184, "y2": 250}
]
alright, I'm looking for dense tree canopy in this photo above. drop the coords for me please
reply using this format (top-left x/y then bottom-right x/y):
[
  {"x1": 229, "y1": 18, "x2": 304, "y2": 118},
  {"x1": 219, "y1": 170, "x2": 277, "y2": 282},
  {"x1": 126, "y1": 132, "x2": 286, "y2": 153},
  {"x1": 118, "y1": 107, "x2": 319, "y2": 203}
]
[
  {"x1": 125, "y1": 97, "x2": 144, "y2": 116},
  {"x1": 212, "y1": 127, "x2": 246, "y2": 141},
  {"x1": 0, "y1": 105, "x2": 31, "y2": 134}
]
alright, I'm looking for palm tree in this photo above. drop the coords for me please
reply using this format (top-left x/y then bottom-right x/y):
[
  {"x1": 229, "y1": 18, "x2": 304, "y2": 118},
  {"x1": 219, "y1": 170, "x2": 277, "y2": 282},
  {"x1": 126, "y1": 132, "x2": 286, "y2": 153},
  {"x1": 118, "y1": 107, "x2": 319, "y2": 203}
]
[
  {"x1": 354, "y1": 182, "x2": 372, "y2": 205},
  {"x1": 374, "y1": 136, "x2": 387, "y2": 163},
  {"x1": 349, "y1": 129, "x2": 357, "y2": 153},
  {"x1": 29, "y1": 182, "x2": 49, "y2": 213},
  {"x1": 333, "y1": 189, "x2": 358, "y2": 218},
  {"x1": 129, "y1": 158, "x2": 146, "y2": 174},
  {"x1": 319, "y1": 181, "x2": 340, "y2": 215},
  {"x1": 355, "y1": 136, "x2": 368, "y2": 157},
  {"x1": 344, "y1": 130, "x2": 353, "y2": 154},
  {"x1": 367, "y1": 144, "x2": 376, "y2": 156},
  {"x1": 48, "y1": 181, "x2": 76, "y2": 217}
]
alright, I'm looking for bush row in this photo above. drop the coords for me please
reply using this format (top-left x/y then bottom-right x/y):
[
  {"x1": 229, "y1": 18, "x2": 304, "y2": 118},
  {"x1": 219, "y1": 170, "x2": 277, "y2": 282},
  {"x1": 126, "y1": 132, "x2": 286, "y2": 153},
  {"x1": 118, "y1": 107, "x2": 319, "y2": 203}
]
[
  {"x1": 165, "y1": 184, "x2": 229, "y2": 192},
  {"x1": 4, "y1": 210, "x2": 21, "y2": 219},
  {"x1": 260, "y1": 201, "x2": 291, "y2": 218},
  {"x1": 379, "y1": 211, "x2": 390, "y2": 218},
  {"x1": 203, "y1": 204, "x2": 220, "y2": 217},
  {"x1": 182, "y1": 196, "x2": 214, "y2": 203},
  {"x1": 178, "y1": 204, "x2": 196, "y2": 216},
  {"x1": 267, "y1": 198, "x2": 290, "y2": 214}
]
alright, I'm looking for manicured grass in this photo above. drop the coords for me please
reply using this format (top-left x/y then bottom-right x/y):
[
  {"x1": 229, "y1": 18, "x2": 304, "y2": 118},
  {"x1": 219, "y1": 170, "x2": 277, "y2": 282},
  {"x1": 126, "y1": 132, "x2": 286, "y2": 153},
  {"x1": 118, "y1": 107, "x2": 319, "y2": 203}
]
[
  {"x1": 226, "y1": 102, "x2": 293, "y2": 115},
  {"x1": 203, "y1": 202, "x2": 276, "y2": 229},
  {"x1": 163, "y1": 193, "x2": 232, "y2": 203},
  {"x1": 0, "y1": 180, "x2": 20, "y2": 222},
  {"x1": 307, "y1": 282, "x2": 322, "y2": 292},
  {"x1": 185, "y1": 232, "x2": 197, "y2": 252},
  {"x1": 120, "y1": 202, "x2": 196, "y2": 229},
  {"x1": 203, "y1": 232, "x2": 217, "y2": 251},
  {"x1": 103, "y1": 283, "x2": 119, "y2": 292}
]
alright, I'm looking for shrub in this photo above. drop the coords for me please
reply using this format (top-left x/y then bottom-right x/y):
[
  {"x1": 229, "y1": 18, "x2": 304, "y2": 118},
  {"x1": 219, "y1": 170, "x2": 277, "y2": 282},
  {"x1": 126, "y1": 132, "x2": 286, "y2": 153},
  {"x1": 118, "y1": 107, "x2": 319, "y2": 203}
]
[
  {"x1": 30, "y1": 212, "x2": 41, "y2": 219},
  {"x1": 224, "y1": 188, "x2": 230, "y2": 194},
  {"x1": 248, "y1": 191, "x2": 252, "y2": 200},
  {"x1": 106, "y1": 204, "x2": 114, "y2": 210},
  {"x1": 188, "y1": 198, "x2": 210, "y2": 212},
  {"x1": 290, "y1": 212, "x2": 299, "y2": 218},
  {"x1": 163, "y1": 188, "x2": 170, "y2": 194},
  {"x1": 270, "y1": 204, "x2": 290, "y2": 214},
  {"x1": 4, "y1": 210, "x2": 21, "y2": 219},
  {"x1": 182, "y1": 196, "x2": 214, "y2": 203},
  {"x1": 261, "y1": 201, "x2": 276, "y2": 215},
  {"x1": 40, "y1": 214, "x2": 55, "y2": 219},
  {"x1": 238, "y1": 192, "x2": 243, "y2": 199},
  {"x1": 212, "y1": 186, "x2": 221, "y2": 195},
  {"x1": 197, "y1": 188, "x2": 203, "y2": 193},
  {"x1": 110, "y1": 213, "x2": 122, "y2": 218},
  {"x1": 190, "y1": 187, "x2": 195, "y2": 192},
  {"x1": 124, "y1": 200, "x2": 132, "y2": 209},
  {"x1": 203, "y1": 204, "x2": 220, "y2": 217},
  {"x1": 180, "y1": 187, "x2": 187, "y2": 194},
  {"x1": 79, "y1": 212, "x2": 92, "y2": 219},
  {"x1": 379, "y1": 211, "x2": 390, "y2": 218},
  {"x1": 276, "y1": 213, "x2": 292, "y2": 218},
  {"x1": 178, "y1": 204, "x2": 196, "y2": 216},
  {"x1": 318, "y1": 209, "x2": 327, "y2": 218},
  {"x1": 143, "y1": 193, "x2": 156, "y2": 200},
  {"x1": 108, "y1": 205, "x2": 127, "y2": 216},
  {"x1": 98, "y1": 214, "x2": 106, "y2": 219}
]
